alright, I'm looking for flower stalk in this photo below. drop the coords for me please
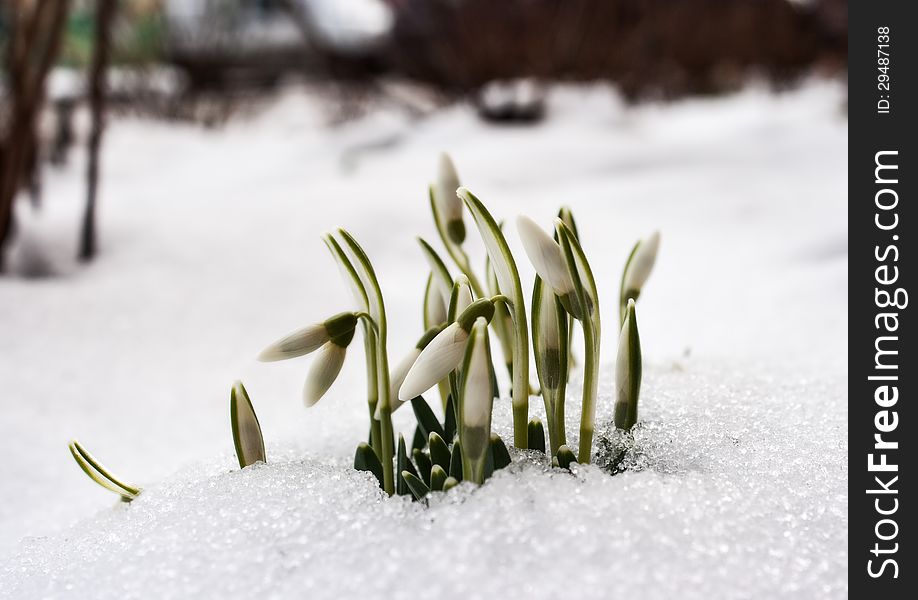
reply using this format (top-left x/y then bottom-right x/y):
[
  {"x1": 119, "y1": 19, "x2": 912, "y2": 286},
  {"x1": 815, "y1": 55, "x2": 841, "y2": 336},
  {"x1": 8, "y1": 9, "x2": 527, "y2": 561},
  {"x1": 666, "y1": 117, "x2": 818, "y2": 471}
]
[
  {"x1": 459, "y1": 187, "x2": 530, "y2": 448},
  {"x1": 555, "y1": 220, "x2": 601, "y2": 463}
]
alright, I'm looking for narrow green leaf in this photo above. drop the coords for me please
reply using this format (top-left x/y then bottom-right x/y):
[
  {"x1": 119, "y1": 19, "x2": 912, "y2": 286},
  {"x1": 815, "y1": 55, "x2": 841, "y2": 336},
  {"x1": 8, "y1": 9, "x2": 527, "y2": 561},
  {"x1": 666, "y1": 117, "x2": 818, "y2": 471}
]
[
  {"x1": 484, "y1": 440, "x2": 495, "y2": 480},
  {"x1": 614, "y1": 299, "x2": 643, "y2": 430},
  {"x1": 557, "y1": 206, "x2": 580, "y2": 240},
  {"x1": 396, "y1": 434, "x2": 416, "y2": 496},
  {"x1": 429, "y1": 432, "x2": 451, "y2": 472},
  {"x1": 489, "y1": 433, "x2": 512, "y2": 470},
  {"x1": 402, "y1": 470, "x2": 431, "y2": 501},
  {"x1": 418, "y1": 238, "x2": 453, "y2": 305},
  {"x1": 449, "y1": 439, "x2": 463, "y2": 481},
  {"x1": 429, "y1": 465, "x2": 448, "y2": 491},
  {"x1": 230, "y1": 381, "x2": 266, "y2": 469},
  {"x1": 528, "y1": 418, "x2": 546, "y2": 454},
  {"x1": 413, "y1": 448, "x2": 432, "y2": 484},
  {"x1": 411, "y1": 396, "x2": 446, "y2": 440},
  {"x1": 68, "y1": 441, "x2": 141, "y2": 500},
  {"x1": 443, "y1": 476, "x2": 459, "y2": 491},
  {"x1": 443, "y1": 394, "x2": 457, "y2": 443},
  {"x1": 354, "y1": 443, "x2": 384, "y2": 489},
  {"x1": 412, "y1": 425, "x2": 427, "y2": 452}
]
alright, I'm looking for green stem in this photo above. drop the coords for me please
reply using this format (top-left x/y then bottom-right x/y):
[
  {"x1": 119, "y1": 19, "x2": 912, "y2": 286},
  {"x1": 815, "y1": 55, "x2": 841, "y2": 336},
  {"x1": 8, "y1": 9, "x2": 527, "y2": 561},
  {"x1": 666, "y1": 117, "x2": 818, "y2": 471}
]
[
  {"x1": 363, "y1": 331, "x2": 381, "y2": 459},
  {"x1": 375, "y1": 324, "x2": 394, "y2": 495},
  {"x1": 578, "y1": 314, "x2": 599, "y2": 463}
]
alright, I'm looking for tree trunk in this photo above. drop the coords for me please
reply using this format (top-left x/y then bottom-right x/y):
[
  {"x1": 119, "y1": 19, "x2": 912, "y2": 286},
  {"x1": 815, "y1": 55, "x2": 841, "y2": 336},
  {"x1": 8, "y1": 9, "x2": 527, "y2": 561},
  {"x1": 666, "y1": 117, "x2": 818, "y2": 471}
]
[
  {"x1": 78, "y1": 0, "x2": 117, "y2": 262},
  {"x1": 0, "y1": 0, "x2": 71, "y2": 272}
]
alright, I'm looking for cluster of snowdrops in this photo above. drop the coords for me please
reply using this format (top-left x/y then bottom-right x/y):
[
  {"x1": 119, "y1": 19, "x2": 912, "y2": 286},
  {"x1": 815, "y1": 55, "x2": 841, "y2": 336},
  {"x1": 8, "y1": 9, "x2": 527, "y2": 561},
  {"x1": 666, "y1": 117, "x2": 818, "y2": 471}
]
[{"x1": 68, "y1": 154, "x2": 659, "y2": 502}]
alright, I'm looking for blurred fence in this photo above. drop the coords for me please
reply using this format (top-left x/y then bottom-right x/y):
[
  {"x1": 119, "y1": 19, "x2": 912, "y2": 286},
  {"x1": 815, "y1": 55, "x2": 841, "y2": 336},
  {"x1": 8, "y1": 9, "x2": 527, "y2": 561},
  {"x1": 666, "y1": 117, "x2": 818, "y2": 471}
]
[{"x1": 385, "y1": 0, "x2": 846, "y2": 99}]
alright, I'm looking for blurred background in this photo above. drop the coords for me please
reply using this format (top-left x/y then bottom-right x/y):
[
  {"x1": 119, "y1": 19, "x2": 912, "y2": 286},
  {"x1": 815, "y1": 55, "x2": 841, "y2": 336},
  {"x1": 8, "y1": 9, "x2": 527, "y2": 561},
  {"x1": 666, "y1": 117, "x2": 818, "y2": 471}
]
[
  {"x1": 1, "y1": 0, "x2": 845, "y2": 272},
  {"x1": 0, "y1": 0, "x2": 847, "y2": 555}
]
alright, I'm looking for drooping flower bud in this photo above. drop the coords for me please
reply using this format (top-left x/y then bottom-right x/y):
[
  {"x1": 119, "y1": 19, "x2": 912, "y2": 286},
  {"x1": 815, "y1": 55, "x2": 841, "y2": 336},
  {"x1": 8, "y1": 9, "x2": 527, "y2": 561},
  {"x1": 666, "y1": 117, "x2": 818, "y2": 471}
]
[
  {"x1": 303, "y1": 341, "x2": 348, "y2": 407},
  {"x1": 377, "y1": 327, "x2": 440, "y2": 419},
  {"x1": 399, "y1": 299, "x2": 495, "y2": 401},
  {"x1": 258, "y1": 312, "x2": 357, "y2": 362}
]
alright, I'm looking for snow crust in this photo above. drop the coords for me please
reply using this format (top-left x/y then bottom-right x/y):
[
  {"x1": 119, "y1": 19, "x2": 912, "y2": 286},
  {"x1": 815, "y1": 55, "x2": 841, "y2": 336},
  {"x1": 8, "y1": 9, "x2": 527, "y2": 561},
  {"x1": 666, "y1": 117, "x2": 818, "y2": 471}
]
[{"x1": 0, "y1": 79, "x2": 847, "y2": 598}]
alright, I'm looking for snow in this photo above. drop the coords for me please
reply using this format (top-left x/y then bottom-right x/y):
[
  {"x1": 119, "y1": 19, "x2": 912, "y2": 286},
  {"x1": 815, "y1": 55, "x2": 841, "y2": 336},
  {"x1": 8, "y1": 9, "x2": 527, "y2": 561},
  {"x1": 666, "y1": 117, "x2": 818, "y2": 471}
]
[{"x1": 0, "y1": 79, "x2": 847, "y2": 598}]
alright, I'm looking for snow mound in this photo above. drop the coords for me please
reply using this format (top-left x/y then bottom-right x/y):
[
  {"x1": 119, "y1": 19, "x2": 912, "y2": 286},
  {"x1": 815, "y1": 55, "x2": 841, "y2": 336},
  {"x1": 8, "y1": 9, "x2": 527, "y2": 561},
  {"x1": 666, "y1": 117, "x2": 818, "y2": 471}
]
[{"x1": 1, "y1": 362, "x2": 847, "y2": 599}]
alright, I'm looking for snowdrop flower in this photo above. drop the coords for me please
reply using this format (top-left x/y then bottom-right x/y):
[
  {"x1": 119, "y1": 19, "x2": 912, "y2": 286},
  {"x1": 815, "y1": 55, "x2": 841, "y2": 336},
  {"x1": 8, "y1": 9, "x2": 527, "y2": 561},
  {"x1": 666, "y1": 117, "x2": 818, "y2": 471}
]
[
  {"x1": 614, "y1": 299, "x2": 642, "y2": 430},
  {"x1": 460, "y1": 318, "x2": 494, "y2": 483},
  {"x1": 517, "y1": 216, "x2": 573, "y2": 295},
  {"x1": 376, "y1": 327, "x2": 440, "y2": 420},
  {"x1": 230, "y1": 381, "x2": 266, "y2": 468},
  {"x1": 258, "y1": 312, "x2": 358, "y2": 362},
  {"x1": 303, "y1": 340, "x2": 349, "y2": 407},
  {"x1": 399, "y1": 299, "x2": 495, "y2": 401},
  {"x1": 621, "y1": 231, "x2": 661, "y2": 303},
  {"x1": 434, "y1": 153, "x2": 465, "y2": 244}
]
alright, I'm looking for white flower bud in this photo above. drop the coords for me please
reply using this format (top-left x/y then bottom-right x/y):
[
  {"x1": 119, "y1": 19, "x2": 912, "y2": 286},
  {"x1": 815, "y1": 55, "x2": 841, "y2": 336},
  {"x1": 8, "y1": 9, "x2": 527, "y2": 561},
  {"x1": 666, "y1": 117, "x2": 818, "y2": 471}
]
[
  {"x1": 303, "y1": 342, "x2": 347, "y2": 407},
  {"x1": 435, "y1": 153, "x2": 462, "y2": 223},
  {"x1": 399, "y1": 322, "x2": 469, "y2": 401},
  {"x1": 257, "y1": 323, "x2": 329, "y2": 362},
  {"x1": 622, "y1": 231, "x2": 660, "y2": 296},
  {"x1": 516, "y1": 215, "x2": 574, "y2": 296}
]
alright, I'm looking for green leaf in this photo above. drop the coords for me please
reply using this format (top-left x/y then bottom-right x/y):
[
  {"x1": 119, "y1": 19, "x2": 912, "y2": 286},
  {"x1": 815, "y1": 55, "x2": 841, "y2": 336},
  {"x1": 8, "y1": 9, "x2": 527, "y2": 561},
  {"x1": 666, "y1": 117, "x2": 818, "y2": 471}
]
[
  {"x1": 68, "y1": 440, "x2": 141, "y2": 501},
  {"x1": 557, "y1": 206, "x2": 580, "y2": 240},
  {"x1": 614, "y1": 299, "x2": 643, "y2": 430},
  {"x1": 413, "y1": 448, "x2": 432, "y2": 484},
  {"x1": 556, "y1": 445, "x2": 577, "y2": 470},
  {"x1": 412, "y1": 425, "x2": 427, "y2": 452},
  {"x1": 230, "y1": 381, "x2": 266, "y2": 469},
  {"x1": 449, "y1": 439, "x2": 463, "y2": 481},
  {"x1": 429, "y1": 432, "x2": 451, "y2": 473},
  {"x1": 527, "y1": 418, "x2": 546, "y2": 454},
  {"x1": 418, "y1": 237, "x2": 453, "y2": 305},
  {"x1": 411, "y1": 396, "x2": 445, "y2": 440},
  {"x1": 402, "y1": 470, "x2": 431, "y2": 501},
  {"x1": 429, "y1": 465, "x2": 448, "y2": 491},
  {"x1": 354, "y1": 443, "x2": 384, "y2": 489},
  {"x1": 443, "y1": 394, "x2": 457, "y2": 442},
  {"x1": 443, "y1": 476, "x2": 459, "y2": 491},
  {"x1": 484, "y1": 440, "x2": 495, "y2": 480},
  {"x1": 396, "y1": 434, "x2": 417, "y2": 496},
  {"x1": 489, "y1": 433, "x2": 512, "y2": 470}
]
